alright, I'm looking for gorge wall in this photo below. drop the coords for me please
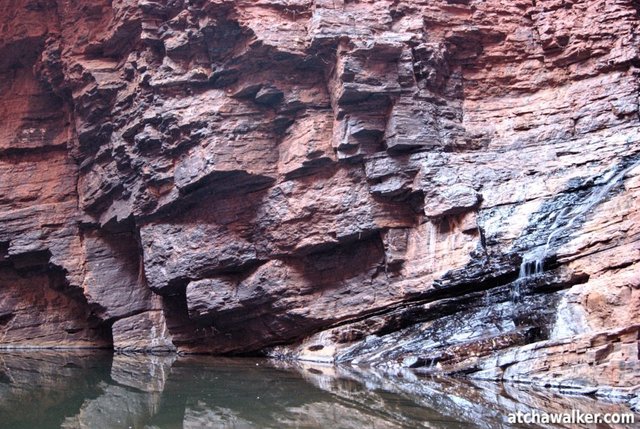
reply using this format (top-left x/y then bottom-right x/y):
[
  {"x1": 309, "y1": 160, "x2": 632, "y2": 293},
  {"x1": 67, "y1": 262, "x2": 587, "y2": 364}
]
[{"x1": 1, "y1": 0, "x2": 639, "y2": 400}]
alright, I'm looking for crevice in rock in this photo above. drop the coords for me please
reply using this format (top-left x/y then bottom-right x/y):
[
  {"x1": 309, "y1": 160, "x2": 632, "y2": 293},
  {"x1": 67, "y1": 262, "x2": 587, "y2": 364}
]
[{"x1": 0, "y1": 250, "x2": 112, "y2": 348}]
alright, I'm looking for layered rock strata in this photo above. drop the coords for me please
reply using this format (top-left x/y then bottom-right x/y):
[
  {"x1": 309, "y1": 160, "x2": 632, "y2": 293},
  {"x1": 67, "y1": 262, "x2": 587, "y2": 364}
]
[{"x1": 0, "y1": 0, "x2": 639, "y2": 401}]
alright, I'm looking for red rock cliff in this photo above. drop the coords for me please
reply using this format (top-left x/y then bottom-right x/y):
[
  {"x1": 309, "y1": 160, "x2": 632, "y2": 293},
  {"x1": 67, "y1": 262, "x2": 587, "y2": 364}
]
[{"x1": 1, "y1": 0, "x2": 639, "y2": 398}]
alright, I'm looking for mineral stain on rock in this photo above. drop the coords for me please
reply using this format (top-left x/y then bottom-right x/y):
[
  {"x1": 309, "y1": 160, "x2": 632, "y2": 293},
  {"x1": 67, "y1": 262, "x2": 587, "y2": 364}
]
[{"x1": 0, "y1": 0, "x2": 639, "y2": 409}]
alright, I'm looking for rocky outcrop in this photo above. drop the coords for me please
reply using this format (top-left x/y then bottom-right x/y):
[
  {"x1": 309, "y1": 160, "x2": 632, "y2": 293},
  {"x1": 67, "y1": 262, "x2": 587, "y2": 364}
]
[{"x1": 0, "y1": 0, "x2": 639, "y2": 401}]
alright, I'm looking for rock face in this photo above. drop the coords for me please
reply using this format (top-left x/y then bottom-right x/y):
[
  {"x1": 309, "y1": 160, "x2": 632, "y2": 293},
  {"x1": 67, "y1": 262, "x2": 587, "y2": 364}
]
[{"x1": 0, "y1": 0, "x2": 639, "y2": 399}]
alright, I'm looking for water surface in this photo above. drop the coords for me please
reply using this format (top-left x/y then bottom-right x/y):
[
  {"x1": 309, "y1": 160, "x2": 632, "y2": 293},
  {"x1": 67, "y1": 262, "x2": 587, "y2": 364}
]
[{"x1": 0, "y1": 352, "x2": 636, "y2": 428}]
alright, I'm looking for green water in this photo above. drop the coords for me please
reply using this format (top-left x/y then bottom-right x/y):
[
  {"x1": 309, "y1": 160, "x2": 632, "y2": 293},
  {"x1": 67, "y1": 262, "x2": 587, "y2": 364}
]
[{"x1": 0, "y1": 352, "x2": 636, "y2": 428}]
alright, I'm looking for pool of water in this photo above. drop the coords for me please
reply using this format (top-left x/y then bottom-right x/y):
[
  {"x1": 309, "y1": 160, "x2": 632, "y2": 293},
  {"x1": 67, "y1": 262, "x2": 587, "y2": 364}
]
[{"x1": 0, "y1": 352, "x2": 635, "y2": 428}]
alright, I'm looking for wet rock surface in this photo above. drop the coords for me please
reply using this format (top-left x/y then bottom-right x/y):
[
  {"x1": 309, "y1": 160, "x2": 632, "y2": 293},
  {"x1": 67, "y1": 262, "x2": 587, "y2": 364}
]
[{"x1": 0, "y1": 0, "x2": 639, "y2": 406}]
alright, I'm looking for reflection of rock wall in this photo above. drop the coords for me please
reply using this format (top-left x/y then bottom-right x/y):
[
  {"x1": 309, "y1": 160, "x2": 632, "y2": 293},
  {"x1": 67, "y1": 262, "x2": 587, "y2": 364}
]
[
  {"x1": 1, "y1": 0, "x2": 639, "y2": 398},
  {"x1": 0, "y1": 352, "x2": 112, "y2": 428},
  {"x1": 0, "y1": 353, "x2": 638, "y2": 428},
  {"x1": 291, "y1": 361, "x2": 640, "y2": 429},
  {"x1": 62, "y1": 354, "x2": 174, "y2": 429}
]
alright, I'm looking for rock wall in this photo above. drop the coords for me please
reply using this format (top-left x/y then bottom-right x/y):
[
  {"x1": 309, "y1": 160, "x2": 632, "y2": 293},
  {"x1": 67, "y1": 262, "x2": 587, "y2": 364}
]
[{"x1": 0, "y1": 0, "x2": 639, "y2": 397}]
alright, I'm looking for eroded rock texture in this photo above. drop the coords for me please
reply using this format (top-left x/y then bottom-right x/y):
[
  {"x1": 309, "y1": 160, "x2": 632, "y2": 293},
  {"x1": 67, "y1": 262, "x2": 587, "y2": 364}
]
[{"x1": 0, "y1": 0, "x2": 639, "y2": 400}]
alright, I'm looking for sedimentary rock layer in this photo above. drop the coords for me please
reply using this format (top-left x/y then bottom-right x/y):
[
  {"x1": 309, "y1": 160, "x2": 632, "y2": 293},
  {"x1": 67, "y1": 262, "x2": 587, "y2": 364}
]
[{"x1": 0, "y1": 0, "x2": 639, "y2": 401}]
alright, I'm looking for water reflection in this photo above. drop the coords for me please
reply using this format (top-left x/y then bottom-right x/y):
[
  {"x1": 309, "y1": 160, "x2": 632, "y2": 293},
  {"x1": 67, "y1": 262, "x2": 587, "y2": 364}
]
[{"x1": 0, "y1": 352, "x2": 636, "y2": 428}]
